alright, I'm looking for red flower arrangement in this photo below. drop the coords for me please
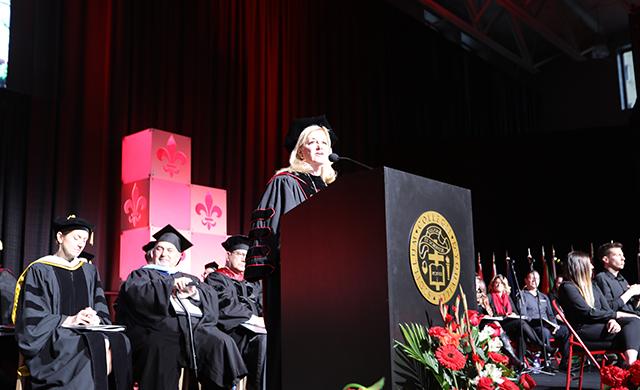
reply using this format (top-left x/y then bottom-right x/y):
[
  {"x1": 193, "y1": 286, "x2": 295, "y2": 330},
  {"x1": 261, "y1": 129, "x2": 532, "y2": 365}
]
[
  {"x1": 630, "y1": 362, "x2": 640, "y2": 386},
  {"x1": 395, "y1": 289, "x2": 536, "y2": 390},
  {"x1": 599, "y1": 361, "x2": 640, "y2": 390}
]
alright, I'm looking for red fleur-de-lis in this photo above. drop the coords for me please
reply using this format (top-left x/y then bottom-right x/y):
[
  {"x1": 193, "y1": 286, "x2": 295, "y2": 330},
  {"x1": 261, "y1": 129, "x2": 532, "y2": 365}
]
[
  {"x1": 156, "y1": 135, "x2": 188, "y2": 177},
  {"x1": 123, "y1": 183, "x2": 147, "y2": 227},
  {"x1": 195, "y1": 192, "x2": 222, "y2": 230}
]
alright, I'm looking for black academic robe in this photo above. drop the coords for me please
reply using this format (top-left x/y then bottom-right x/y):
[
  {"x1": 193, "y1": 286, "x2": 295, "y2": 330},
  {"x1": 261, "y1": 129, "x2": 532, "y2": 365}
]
[
  {"x1": 206, "y1": 270, "x2": 266, "y2": 390},
  {"x1": 0, "y1": 268, "x2": 17, "y2": 324},
  {"x1": 244, "y1": 171, "x2": 326, "y2": 389},
  {"x1": 115, "y1": 267, "x2": 247, "y2": 390},
  {"x1": 13, "y1": 257, "x2": 131, "y2": 390}
]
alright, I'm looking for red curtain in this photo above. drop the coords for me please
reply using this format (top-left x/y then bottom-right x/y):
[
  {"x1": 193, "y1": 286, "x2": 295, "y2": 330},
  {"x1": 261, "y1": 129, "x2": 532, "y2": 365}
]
[{"x1": 3, "y1": 0, "x2": 550, "y2": 291}]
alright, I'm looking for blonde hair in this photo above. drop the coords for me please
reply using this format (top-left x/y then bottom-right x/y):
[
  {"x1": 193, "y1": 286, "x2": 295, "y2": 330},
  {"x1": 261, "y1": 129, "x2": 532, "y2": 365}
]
[
  {"x1": 566, "y1": 251, "x2": 595, "y2": 307},
  {"x1": 277, "y1": 125, "x2": 337, "y2": 184},
  {"x1": 488, "y1": 274, "x2": 511, "y2": 295}
]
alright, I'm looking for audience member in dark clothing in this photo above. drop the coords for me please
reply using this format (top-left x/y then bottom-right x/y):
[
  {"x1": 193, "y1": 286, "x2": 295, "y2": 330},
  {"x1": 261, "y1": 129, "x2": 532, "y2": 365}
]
[{"x1": 559, "y1": 251, "x2": 640, "y2": 364}]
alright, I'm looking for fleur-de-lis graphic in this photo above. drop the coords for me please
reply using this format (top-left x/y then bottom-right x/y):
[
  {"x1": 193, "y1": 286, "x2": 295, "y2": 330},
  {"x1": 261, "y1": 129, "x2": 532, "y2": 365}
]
[
  {"x1": 195, "y1": 192, "x2": 222, "y2": 230},
  {"x1": 156, "y1": 135, "x2": 188, "y2": 177},
  {"x1": 123, "y1": 183, "x2": 147, "y2": 227}
]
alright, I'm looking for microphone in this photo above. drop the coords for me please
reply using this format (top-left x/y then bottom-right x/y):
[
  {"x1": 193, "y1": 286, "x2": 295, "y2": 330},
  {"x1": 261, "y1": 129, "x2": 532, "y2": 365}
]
[{"x1": 328, "y1": 153, "x2": 373, "y2": 170}]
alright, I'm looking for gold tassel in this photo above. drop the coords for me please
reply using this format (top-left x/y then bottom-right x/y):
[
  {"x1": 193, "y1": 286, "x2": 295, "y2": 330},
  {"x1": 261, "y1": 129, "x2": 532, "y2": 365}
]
[
  {"x1": 0, "y1": 239, "x2": 3, "y2": 251},
  {"x1": 89, "y1": 231, "x2": 94, "y2": 246}
]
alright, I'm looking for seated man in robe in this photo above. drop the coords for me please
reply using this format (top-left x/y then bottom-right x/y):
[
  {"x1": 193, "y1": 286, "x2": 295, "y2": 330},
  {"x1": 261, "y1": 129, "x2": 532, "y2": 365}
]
[
  {"x1": 116, "y1": 224, "x2": 247, "y2": 390},
  {"x1": 205, "y1": 235, "x2": 266, "y2": 390},
  {"x1": 13, "y1": 215, "x2": 131, "y2": 389}
]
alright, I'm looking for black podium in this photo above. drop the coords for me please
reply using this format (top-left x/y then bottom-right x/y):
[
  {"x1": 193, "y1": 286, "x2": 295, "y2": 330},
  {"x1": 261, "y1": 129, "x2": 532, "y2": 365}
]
[{"x1": 280, "y1": 167, "x2": 476, "y2": 389}]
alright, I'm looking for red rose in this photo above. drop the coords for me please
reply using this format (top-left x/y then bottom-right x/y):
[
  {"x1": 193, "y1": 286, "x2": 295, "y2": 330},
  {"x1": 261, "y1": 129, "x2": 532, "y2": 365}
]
[
  {"x1": 609, "y1": 387, "x2": 629, "y2": 390},
  {"x1": 488, "y1": 352, "x2": 509, "y2": 365},
  {"x1": 487, "y1": 322, "x2": 502, "y2": 337},
  {"x1": 434, "y1": 344, "x2": 467, "y2": 371},
  {"x1": 519, "y1": 373, "x2": 536, "y2": 390},
  {"x1": 476, "y1": 377, "x2": 494, "y2": 390},
  {"x1": 629, "y1": 360, "x2": 640, "y2": 386},
  {"x1": 445, "y1": 313, "x2": 454, "y2": 324},
  {"x1": 428, "y1": 326, "x2": 448, "y2": 338},
  {"x1": 498, "y1": 377, "x2": 520, "y2": 390},
  {"x1": 601, "y1": 365, "x2": 630, "y2": 387},
  {"x1": 467, "y1": 310, "x2": 482, "y2": 326}
]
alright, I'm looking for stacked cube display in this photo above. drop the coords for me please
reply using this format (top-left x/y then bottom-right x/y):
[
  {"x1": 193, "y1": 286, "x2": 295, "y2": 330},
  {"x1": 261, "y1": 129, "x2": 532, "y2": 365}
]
[{"x1": 119, "y1": 129, "x2": 229, "y2": 281}]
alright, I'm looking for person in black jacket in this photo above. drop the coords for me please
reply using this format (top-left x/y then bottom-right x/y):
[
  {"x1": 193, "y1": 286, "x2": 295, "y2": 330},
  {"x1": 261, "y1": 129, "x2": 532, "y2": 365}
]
[
  {"x1": 593, "y1": 242, "x2": 640, "y2": 315},
  {"x1": 559, "y1": 251, "x2": 640, "y2": 364}
]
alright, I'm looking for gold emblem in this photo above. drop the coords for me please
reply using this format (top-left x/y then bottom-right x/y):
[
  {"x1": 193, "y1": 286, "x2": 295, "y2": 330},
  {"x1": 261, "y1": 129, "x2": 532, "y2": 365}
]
[{"x1": 409, "y1": 211, "x2": 461, "y2": 304}]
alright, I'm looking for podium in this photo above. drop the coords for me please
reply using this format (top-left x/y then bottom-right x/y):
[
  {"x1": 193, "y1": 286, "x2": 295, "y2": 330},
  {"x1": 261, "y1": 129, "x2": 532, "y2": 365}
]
[{"x1": 280, "y1": 167, "x2": 475, "y2": 389}]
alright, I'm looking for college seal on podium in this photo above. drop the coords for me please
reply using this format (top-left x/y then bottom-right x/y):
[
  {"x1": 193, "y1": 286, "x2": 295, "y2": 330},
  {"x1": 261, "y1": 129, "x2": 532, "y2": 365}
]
[{"x1": 409, "y1": 210, "x2": 461, "y2": 305}]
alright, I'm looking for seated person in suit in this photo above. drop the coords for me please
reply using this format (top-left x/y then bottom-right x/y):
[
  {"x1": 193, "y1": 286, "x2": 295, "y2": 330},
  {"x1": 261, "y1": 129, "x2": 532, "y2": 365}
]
[
  {"x1": 476, "y1": 276, "x2": 522, "y2": 367},
  {"x1": 520, "y1": 270, "x2": 570, "y2": 370},
  {"x1": 559, "y1": 251, "x2": 640, "y2": 364},
  {"x1": 205, "y1": 235, "x2": 266, "y2": 390},
  {"x1": 487, "y1": 274, "x2": 546, "y2": 355},
  {"x1": 594, "y1": 242, "x2": 640, "y2": 315},
  {"x1": 116, "y1": 224, "x2": 247, "y2": 390},
  {"x1": 13, "y1": 215, "x2": 131, "y2": 389}
]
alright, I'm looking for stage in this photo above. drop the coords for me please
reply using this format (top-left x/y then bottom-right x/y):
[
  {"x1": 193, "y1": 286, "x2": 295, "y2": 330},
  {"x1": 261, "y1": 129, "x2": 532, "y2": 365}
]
[{"x1": 532, "y1": 367, "x2": 601, "y2": 389}]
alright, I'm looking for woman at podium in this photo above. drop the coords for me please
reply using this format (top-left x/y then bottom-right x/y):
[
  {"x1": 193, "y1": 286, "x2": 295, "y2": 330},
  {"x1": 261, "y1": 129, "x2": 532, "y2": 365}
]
[{"x1": 244, "y1": 115, "x2": 337, "y2": 387}]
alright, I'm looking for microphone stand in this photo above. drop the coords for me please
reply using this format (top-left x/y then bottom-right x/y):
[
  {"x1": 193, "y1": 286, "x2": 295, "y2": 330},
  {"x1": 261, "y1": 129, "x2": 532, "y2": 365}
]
[
  {"x1": 328, "y1": 153, "x2": 373, "y2": 170},
  {"x1": 506, "y1": 256, "x2": 527, "y2": 373},
  {"x1": 528, "y1": 249, "x2": 554, "y2": 375}
]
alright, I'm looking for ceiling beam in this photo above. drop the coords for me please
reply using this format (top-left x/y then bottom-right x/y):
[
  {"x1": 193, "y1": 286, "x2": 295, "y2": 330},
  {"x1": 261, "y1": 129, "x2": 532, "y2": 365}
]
[
  {"x1": 495, "y1": 0, "x2": 585, "y2": 61},
  {"x1": 420, "y1": 0, "x2": 538, "y2": 72}
]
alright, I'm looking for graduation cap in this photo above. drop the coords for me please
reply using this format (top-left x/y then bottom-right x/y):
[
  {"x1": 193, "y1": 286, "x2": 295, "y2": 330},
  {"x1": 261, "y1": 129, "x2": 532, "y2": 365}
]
[
  {"x1": 53, "y1": 214, "x2": 94, "y2": 245},
  {"x1": 221, "y1": 235, "x2": 250, "y2": 252},
  {"x1": 152, "y1": 224, "x2": 193, "y2": 252},
  {"x1": 142, "y1": 240, "x2": 156, "y2": 253},
  {"x1": 284, "y1": 115, "x2": 338, "y2": 153},
  {"x1": 204, "y1": 261, "x2": 219, "y2": 270}
]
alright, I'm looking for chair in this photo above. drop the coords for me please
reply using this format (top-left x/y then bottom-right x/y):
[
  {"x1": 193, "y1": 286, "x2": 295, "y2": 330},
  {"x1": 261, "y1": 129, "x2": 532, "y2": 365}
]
[{"x1": 551, "y1": 299, "x2": 622, "y2": 390}]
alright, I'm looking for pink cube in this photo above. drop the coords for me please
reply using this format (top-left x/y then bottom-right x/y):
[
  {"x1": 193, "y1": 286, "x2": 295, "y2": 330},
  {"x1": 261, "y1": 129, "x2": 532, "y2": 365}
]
[
  {"x1": 191, "y1": 185, "x2": 227, "y2": 235},
  {"x1": 121, "y1": 178, "x2": 191, "y2": 231},
  {"x1": 122, "y1": 129, "x2": 191, "y2": 184},
  {"x1": 190, "y1": 233, "x2": 229, "y2": 280}
]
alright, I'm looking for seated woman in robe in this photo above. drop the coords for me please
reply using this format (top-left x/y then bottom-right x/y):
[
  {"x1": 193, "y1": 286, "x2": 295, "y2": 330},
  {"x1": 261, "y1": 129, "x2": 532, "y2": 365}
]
[
  {"x1": 559, "y1": 251, "x2": 640, "y2": 364},
  {"x1": 116, "y1": 224, "x2": 247, "y2": 390},
  {"x1": 13, "y1": 215, "x2": 131, "y2": 389}
]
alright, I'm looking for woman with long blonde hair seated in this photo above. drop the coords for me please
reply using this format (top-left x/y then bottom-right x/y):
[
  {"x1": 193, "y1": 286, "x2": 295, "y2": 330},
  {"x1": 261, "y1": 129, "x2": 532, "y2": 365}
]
[{"x1": 559, "y1": 251, "x2": 640, "y2": 364}]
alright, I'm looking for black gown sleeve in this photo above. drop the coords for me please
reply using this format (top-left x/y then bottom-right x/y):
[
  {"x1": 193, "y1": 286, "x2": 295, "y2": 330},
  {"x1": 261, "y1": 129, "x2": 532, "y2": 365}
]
[
  {"x1": 245, "y1": 174, "x2": 307, "y2": 281},
  {"x1": 205, "y1": 273, "x2": 252, "y2": 331},
  {"x1": 117, "y1": 268, "x2": 176, "y2": 326}
]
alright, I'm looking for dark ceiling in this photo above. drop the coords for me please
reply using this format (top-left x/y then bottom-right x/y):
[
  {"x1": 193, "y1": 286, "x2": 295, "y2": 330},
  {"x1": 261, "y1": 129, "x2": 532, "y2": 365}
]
[{"x1": 388, "y1": 0, "x2": 639, "y2": 72}]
